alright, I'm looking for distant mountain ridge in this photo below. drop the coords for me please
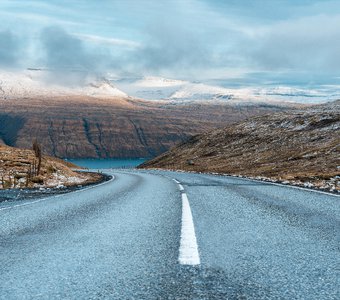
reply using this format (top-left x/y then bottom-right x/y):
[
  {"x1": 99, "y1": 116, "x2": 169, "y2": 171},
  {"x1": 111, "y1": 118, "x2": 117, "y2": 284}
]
[
  {"x1": 1, "y1": 69, "x2": 339, "y2": 104},
  {"x1": 0, "y1": 69, "x2": 312, "y2": 159},
  {"x1": 112, "y1": 75, "x2": 340, "y2": 104}
]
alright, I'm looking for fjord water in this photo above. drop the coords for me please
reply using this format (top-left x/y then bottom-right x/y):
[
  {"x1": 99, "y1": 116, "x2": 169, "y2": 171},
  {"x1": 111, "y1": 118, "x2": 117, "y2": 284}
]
[{"x1": 67, "y1": 158, "x2": 147, "y2": 169}]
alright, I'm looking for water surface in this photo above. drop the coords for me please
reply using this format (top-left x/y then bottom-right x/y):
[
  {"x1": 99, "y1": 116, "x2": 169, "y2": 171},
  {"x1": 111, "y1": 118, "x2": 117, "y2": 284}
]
[{"x1": 67, "y1": 158, "x2": 147, "y2": 169}]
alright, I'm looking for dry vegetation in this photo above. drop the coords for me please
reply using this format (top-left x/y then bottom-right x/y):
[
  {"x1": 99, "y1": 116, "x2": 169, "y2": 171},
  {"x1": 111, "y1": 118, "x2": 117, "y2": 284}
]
[
  {"x1": 0, "y1": 143, "x2": 101, "y2": 189},
  {"x1": 141, "y1": 101, "x2": 340, "y2": 192}
]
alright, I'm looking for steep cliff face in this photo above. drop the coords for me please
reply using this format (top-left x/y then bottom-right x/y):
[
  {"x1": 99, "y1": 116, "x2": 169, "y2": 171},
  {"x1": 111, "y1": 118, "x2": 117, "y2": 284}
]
[
  {"x1": 0, "y1": 96, "x2": 288, "y2": 158},
  {"x1": 140, "y1": 101, "x2": 340, "y2": 192}
]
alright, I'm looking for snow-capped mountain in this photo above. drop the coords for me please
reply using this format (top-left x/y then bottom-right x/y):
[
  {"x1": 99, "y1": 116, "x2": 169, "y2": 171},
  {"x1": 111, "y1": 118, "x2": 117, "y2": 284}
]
[
  {"x1": 1, "y1": 69, "x2": 339, "y2": 104},
  {"x1": 134, "y1": 76, "x2": 188, "y2": 87},
  {"x1": 0, "y1": 70, "x2": 127, "y2": 99},
  {"x1": 167, "y1": 82, "x2": 340, "y2": 104},
  {"x1": 112, "y1": 75, "x2": 340, "y2": 104},
  {"x1": 110, "y1": 76, "x2": 188, "y2": 100}
]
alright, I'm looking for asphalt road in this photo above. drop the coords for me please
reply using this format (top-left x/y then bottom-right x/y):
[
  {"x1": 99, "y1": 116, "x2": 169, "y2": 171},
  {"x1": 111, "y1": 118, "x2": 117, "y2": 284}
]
[{"x1": 0, "y1": 170, "x2": 339, "y2": 299}]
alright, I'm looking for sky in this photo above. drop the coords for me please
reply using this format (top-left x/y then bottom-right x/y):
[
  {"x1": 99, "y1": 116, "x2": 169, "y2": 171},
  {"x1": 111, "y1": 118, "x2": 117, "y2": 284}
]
[{"x1": 1, "y1": 0, "x2": 340, "y2": 86}]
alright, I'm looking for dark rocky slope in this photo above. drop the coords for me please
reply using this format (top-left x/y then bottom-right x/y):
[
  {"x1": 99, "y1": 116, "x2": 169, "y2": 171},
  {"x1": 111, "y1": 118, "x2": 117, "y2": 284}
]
[{"x1": 140, "y1": 101, "x2": 340, "y2": 192}]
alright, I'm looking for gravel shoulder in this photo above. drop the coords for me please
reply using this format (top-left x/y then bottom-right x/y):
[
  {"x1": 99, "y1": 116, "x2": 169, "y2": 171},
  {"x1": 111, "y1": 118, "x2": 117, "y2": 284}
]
[{"x1": 0, "y1": 171, "x2": 112, "y2": 203}]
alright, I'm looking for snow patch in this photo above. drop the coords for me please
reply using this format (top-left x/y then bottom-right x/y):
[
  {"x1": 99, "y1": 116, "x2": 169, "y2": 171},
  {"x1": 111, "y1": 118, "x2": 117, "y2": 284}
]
[
  {"x1": 135, "y1": 76, "x2": 188, "y2": 87},
  {"x1": 0, "y1": 70, "x2": 127, "y2": 99}
]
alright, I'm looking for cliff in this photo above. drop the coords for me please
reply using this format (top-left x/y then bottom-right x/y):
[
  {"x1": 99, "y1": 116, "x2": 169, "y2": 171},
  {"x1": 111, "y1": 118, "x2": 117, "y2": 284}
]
[{"x1": 0, "y1": 96, "x2": 287, "y2": 158}]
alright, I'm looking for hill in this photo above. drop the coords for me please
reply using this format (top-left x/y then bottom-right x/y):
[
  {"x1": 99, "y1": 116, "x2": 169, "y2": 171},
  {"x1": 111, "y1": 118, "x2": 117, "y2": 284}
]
[
  {"x1": 140, "y1": 101, "x2": 340, "y2": 192},
  {"x1": 0, "y1": 144, "x2": 101, "y2": 189}
]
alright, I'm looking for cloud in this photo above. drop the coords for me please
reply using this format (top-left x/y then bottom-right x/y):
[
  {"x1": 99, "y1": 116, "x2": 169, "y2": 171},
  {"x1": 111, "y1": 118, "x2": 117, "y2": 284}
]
[
  {"x1": 76, "y1": 34, "x2": 140, "y2": 48},
  {"x1": 246, "y1": 14, "x2": 340, "y2": 73},
  {"x1": 40, "y1": 26, "x2": 110, "y2": 85},
  {"x1": 134, "y1": 23, "x2": 212, "y2": 73},
  {"x1": 2, "y1": 0, "x2": 340, "y2": 85},
  {"x1": 0, "y1": 30, "x2": 20, "y2": 68},
  {"x1": 123, "y1": 1, "x2": 223, "y2": 78}
]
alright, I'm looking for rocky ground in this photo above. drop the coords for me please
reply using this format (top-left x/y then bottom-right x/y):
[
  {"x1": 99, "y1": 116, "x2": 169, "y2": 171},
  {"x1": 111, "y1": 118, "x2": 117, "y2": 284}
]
[
  {"x1": 140, "y1": 100, "x2": 340, "y2": 193},
  {"x1": 0, "y1": 144, "x2": 103, "y2": 190}
]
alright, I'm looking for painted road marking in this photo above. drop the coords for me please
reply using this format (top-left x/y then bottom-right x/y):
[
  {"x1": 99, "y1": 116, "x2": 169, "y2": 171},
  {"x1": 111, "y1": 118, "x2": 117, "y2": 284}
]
[
  {"x1": 173, "y1": 178, "x2": 180, "y2": 184},
  {"x1": 178, "y1": 184, "x2": 184, "y2": 191},
  {"x1": 0, "y1": 175, "x2": 115, "y2": 212},
  {"x1": 179, "y1": 193, "x2": 200, "y2": 265}
]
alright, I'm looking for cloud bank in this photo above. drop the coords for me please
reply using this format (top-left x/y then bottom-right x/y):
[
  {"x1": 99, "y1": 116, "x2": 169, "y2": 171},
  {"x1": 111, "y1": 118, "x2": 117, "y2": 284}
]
[
  {"x1": 1, "y1": 0, "x2": 340, "y2": 85},
  {"x1": 248, "y1": 14, "x2": 340, "y2": 73},
  {"x1": 39, "y1": 26, "x2": 106, "y2": 85},
  {"x1": 0, "y1": 30, "x2": 20, "y2": 68}
]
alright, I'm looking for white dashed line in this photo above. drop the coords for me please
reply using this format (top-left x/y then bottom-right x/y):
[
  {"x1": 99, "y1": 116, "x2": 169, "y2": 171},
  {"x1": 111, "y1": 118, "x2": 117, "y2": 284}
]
[
  {"x1": 0, "y1": 175, "x2": 115, "y2": 212},
  {"x1": 178, "y1": 184, "x2": 184, "y2": 191},
  {"x1": 173, "y1": 178, "x2": 180, "y2": 184},
  {"x1": 178, "y1": 193, "x2": 200, "y2": 265}
]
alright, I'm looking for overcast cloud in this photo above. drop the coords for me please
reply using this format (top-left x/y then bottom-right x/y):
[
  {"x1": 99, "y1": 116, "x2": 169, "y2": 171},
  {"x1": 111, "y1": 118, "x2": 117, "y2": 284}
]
[
  {"x1": 0, "y1": 30, "x2": 20, "y2": 68},
  {"x1": 0, "y1": 0, "x2": 340, "y2": 85}
]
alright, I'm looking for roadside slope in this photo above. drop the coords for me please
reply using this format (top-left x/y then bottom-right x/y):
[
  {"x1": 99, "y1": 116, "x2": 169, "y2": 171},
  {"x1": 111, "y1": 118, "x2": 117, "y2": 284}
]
[
  {"x1": 140, "y1": 101, "x2": 340, "y2": 192},
  {"x1": 0, "y1": 144, "x2": 101, "y2": 189}
]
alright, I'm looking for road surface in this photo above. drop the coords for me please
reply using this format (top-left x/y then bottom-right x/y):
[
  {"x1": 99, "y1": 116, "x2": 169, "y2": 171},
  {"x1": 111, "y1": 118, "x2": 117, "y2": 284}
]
[{"x1": 0, "y1": 170, "x2": 339, "y2": 299}]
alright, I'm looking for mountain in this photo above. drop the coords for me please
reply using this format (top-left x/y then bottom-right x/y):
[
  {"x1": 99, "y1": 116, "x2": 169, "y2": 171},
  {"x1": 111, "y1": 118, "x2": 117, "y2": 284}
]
[
  {"x1": 0, "y1": 95, "x2": 287, "y2": 158},
  {"x1": 140, "y1": 101, "x2": 340, "y2": 192},
  {"x1": 112, "y1": 76, "x2": 340, "y2": 104},
  {"x1": 0, "y1": 70, "x2": 291, "y2": 158},
  {"x1": 0, "y1": 70, "x2": 127, "y2": 99}
]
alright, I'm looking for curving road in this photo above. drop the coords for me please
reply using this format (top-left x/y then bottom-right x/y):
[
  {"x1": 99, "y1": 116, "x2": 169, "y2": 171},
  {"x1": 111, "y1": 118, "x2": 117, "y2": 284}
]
[{"x1": 0, "y1": 170, "x2": 339, "y2": 299}]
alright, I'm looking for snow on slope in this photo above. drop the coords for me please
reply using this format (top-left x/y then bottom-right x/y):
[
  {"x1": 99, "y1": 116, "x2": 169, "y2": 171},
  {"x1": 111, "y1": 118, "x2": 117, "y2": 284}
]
[
  {"x1": 112, "y1": 76, "x2": 188, "y2": 100},
  {"x1": 1, "y1": 70, "x2": 339, "y2": 104},
  {"x1": 134, "y1": 76, "x2": 188, "y2": 87},
  {"x1": 169, "y1": 83, "x2": 340, "y2": 104},
  {"x1": 169, "y1": 83, "x2": 233, "y2": 101},
  {"x1": 113, "y1": 75, "x2": 340, "y2": 104},
  {"x1": 0, "y1": 70, "x2": 127, "y2": 99}
]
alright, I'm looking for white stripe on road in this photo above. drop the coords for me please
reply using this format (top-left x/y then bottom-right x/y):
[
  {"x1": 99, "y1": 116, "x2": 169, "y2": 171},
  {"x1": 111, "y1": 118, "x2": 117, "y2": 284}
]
[
  {"x1": 173, "y1": 178, "x2": 180, "y2": 184},
  {"x1": 178, "y1": 184, "x2": 184, "y2": 191},
  {"x1": 178, "y1": 193, "x2": 200, "y2": 265}
]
